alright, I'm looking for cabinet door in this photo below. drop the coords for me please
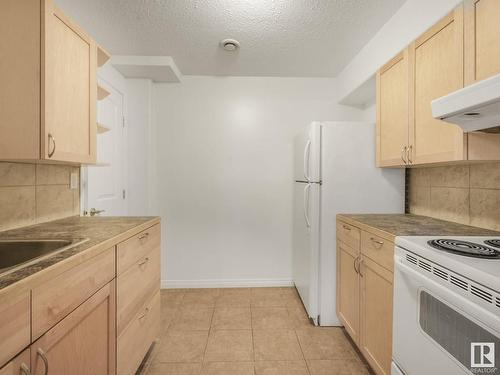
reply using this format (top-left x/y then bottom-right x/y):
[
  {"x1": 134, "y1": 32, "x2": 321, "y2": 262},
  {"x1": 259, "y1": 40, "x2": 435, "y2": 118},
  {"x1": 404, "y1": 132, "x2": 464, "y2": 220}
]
[
  {"x1": 376, "y1": 50, "x2": 410, "y2": 167},
  {"x1": 336, "y1": 241, "x2": 360, "y2": 344},
  {"x1": 359, "y1": 257, "x2": 393, "y2": 375},
  {"x1": 42, "y1": 0, "x2": 97, "y2": 164},
  {"x1": 465, "y1": 0, "x2": 500, "y2": 84},
  {"x1": 31, "y1": 281, "x2": 115, "y2": 375},
  {"x1": 0, "y1": 349, "x2": 30, "y2": 375},
  {"x1": 412, "y1": 7, "x2": 465, "y2": 164}
]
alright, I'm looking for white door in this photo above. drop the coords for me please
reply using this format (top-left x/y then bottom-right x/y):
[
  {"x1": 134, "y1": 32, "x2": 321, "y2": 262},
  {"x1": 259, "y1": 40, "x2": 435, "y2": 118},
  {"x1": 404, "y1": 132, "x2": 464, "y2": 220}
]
[
  {"x1": 82, "y1": 78, "x2": 127, "y2": 216},
  {"x1": 292, "y1": 181, "x2": 320, "y2": 324}
]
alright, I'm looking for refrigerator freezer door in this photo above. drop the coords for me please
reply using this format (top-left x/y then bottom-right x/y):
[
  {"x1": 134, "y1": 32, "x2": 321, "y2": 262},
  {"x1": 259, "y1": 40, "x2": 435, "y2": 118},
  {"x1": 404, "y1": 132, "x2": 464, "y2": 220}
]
[
  {"x1": 294, "y1": 122, "x2": 321, "y2": 183},
  {"x1": 293, "y1": 181, "x2": 320, "y2": 324}
]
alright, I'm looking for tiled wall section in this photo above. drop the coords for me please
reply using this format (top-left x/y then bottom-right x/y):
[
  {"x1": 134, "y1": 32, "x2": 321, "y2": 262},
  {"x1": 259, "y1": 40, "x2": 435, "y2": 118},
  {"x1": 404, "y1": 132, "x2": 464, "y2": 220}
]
[
  {"x1": 408, "y1": 163, "x2": 500, "y2": 230},
  {"x1": 0, "y1": 162, "x2": 80, "y2": 231}
]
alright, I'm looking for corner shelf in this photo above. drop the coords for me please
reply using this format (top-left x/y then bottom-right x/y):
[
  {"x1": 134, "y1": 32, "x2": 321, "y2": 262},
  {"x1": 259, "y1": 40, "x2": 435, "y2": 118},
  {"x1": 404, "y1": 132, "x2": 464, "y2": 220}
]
[
  {"x1": 97, "y1": 123, "x2": 110, "y2": 134},
  {"x1": 97, "y1": 45, "x2": 111, "y2": 67},
  {"x1": 97, "y1": 85, "x2": 110, "y2": 101}
]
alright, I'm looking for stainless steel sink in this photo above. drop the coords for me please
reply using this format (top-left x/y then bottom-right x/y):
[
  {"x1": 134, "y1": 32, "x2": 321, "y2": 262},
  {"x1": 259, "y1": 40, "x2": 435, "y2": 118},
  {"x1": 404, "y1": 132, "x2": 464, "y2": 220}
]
[{"x1": 0, "y1": 238, "x2": 88, "y2": 275}]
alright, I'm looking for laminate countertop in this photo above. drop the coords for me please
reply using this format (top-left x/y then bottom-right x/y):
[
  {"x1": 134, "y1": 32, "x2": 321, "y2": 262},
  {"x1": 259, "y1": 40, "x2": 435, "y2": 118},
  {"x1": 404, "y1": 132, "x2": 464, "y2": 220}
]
[
  {"x1": 337, "y1": 214, "x2": 499, "y2": 241},
  {"x1": 0, "y1": 216, "x2": 160, "y2": 292}
]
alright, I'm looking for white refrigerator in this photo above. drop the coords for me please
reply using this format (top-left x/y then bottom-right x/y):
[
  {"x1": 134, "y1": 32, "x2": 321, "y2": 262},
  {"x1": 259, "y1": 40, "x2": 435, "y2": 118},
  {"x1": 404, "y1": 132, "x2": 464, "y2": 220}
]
[{"x1": 293, "y1": 121, "x2": 404, "y2": 326}]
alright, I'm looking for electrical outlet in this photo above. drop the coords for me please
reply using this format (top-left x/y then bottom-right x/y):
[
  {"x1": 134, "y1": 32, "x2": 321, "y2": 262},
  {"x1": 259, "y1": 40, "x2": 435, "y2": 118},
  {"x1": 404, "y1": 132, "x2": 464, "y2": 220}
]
[{"x1": 70, "y1": 172, "x2": 79, "y2": 190}]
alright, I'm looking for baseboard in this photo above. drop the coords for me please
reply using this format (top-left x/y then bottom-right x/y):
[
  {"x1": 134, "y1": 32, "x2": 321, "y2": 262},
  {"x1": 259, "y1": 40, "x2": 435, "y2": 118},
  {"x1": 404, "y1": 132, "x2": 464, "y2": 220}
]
[{"x1": 161, "y1": 278, "x2": 294, "y2": 289}]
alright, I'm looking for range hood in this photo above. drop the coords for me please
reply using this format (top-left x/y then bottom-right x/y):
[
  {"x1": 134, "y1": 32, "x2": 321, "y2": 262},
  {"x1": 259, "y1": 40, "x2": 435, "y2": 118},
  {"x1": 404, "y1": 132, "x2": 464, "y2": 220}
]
[{"x1": 431, "y1": 73, "x2": 500, "y2": 132}]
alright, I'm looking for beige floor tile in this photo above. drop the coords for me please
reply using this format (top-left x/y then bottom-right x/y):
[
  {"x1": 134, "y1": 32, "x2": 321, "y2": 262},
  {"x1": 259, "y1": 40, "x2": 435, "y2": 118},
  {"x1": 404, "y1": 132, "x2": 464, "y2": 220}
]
[
  {"x1": 201, "y1": 362, "x2": 254, "y2": 375},
  {"x1": 182, "y1": 291, "x2": 218, "y2": 308},
  {"x1": 288, "y1": 307, "x2": 313, "y2": 329},
  {"x1": 146, "y1": 362, "x2": 202, "y2": 375},
  {"x1": 204, "y1": 330, "x2": 254, "y2": 362},
  {"x1": 296, "y1": 328, "x2": 357, "y2": 360},
  {"x1": 221, "y1": 288, "x2": 252, "y2": 296},
  {"x1": 216, "y1": 294, "x2": 251, "y2": 307},
  {"x1": 254, "y1": 360, "x2": 309, "y2": 375},
  {"x1": 251, "y1": 307, "x2": 293, "y2": 330},
  {"x1": 251, "y1": 290, "x2": 287, "y2": 307},
  {"x1": 169, "y1": 308, "x2": 214, "y2": 331},
  {"x1": 253, "y1": 330, "x2": 303, "y2": 361},
  {"x1": 160, "y1": 307, "x2": 179, "y2": 334},
  {"x1": 307, "y1": 359, "x2": 371, "y2": 375},
  {"x1": 212, "y1": 307, "x2": 251, "y2": 330},
  {"x1": 155, "y1": 331, "x2": 209, "y2": 363},
  {"x1": 185, "y1": 288, "x2": 222, "y2": 296},
  {"x1": 161, "y1": 291, "x2": 185, "y2": 307}
]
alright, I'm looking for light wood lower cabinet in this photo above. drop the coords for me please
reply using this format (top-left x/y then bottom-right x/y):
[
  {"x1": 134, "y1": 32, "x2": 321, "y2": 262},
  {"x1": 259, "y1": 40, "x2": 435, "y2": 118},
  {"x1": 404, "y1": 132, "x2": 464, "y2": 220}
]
[
  {"x1": 31, "y1": 281, "x2": 116, "y2": 375},
  {"x1": 337, "y1": 219, "x2": 394, "y2": 375},
  {"x1": 336, "y1": 241, "x2": 360, "y2": 345},
  {"x1": 359, "y1": 257, "x2": 393, "y2": 375},
  {"x1": 0, "y1": 349, "x2": 30, "y2": 375},
  {"x1": 0, "y1": 290, "x2": 30, "y2": 368}
]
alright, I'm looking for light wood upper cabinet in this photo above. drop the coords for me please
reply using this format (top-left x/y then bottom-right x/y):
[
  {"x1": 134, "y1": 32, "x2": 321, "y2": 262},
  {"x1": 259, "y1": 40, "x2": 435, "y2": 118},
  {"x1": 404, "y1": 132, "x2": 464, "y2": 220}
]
[
  {"x1": 0, "y1": 349, "x2": 30, "y2": 375},
  {"x1": 411, "y1": 7, "x2": 466, "y2": 164},
  {"x1": 31, "y1": 281, "x2": 115, "y2": 375},
  {"x1": 0, "y1": 0, "x2": 98, "y2": 164},
  {"x1": 464, "y1": 0, "x2": 500, "y2": 84},
  {"x1": 376, "y1": 50, "x2": 410, "y2": 167},
  {"x1": 359, "y1": 256, "x2": 393, "y2": 375},
  {"x1": 336, "y1": 241, "x2": 360, "y2": 345}
]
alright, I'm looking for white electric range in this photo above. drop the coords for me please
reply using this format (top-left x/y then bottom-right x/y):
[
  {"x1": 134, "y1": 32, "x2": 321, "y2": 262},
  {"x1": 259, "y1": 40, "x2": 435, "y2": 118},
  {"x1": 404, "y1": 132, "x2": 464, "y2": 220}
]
[{"x1": 392, "y1": 236, "x2": 500, "y2": 375}]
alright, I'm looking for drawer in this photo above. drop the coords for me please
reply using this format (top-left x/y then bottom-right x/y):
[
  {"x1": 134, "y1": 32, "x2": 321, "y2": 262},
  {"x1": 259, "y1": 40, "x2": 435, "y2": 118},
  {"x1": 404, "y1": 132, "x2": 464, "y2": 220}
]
[
  {"x1": 0, "y1": 291, "x2": 30, "y2": 368},
  {"x1": 117, "y1": 246, "x2": 160, "y2": 336},
  {"x1": 0, "y1": 348, "x2": 30, "y2": 375},
  {"x1": 118, "y1": 291, "x2": 160, "y2": 375},
  {"x1": 32, "y1": 247, "x2": 115, "y2": 339},
  {"x1": 117, "y1": 223, "x2": 160, "y2": 275},
  {"x1": 361, "y1": 231, "x2": 394, "y2": 272},
  {"x1": 337, "y1": 221, "x2": 361, "y2": 250}
]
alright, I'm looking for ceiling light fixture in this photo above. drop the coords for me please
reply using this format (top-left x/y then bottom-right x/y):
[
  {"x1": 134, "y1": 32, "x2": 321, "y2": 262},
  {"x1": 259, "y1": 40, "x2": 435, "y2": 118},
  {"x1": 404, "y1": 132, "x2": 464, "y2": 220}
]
[{"x1": 220, "y1": 38, "x2": 240, "y2": 52}]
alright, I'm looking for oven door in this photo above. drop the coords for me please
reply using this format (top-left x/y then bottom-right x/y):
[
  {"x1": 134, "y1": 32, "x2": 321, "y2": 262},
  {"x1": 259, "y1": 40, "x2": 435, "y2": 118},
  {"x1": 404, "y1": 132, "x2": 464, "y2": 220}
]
[{"x1": 393, "y1": 248, "x2": 500, "y2": 375}]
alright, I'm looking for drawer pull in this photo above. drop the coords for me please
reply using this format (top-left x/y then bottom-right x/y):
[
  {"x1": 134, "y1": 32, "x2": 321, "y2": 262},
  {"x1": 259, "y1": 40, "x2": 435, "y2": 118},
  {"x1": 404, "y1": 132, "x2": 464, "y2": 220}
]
[
  {"x1": 370, "y1": 237, "x2": 384, "y2": 246},
  {"x1": 138, "y1": 232, "x2": 150, "y2": 240},
  {"x1": 20, "y1": 363, "x2": 31, "y2": 375},
  {"x1": 138, "y1": 307, "x2": 150, "y2": 320},
  {"x1": 353, "y1": 256, "x2": 360, "y2": 274},
  {"x1": 138, "y1": 257, "x2": 150, "y2": 267},
  {"x1": 342, "y1": 225, "x2": 351, "y2": 231},
  {"x1": 37, "y1": 348, "x2": 49, "y2": 375}
]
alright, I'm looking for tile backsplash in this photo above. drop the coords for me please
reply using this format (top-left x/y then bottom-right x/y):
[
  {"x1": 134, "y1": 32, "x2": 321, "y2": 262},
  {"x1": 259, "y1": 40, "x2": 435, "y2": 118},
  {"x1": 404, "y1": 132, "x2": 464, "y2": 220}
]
[
  {"x1": 408, "y1": 163, "x2": 500, "y2": 231},
  {"x1": 0, "y1": 162, "x2": 80, "y2": 231}
]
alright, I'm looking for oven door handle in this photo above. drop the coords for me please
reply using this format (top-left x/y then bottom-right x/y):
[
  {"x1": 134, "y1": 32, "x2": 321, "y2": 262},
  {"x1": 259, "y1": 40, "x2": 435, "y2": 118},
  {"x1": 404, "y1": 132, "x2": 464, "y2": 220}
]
[{"x1": 395, "y1": 256, "x2": 500, "y2": 331}]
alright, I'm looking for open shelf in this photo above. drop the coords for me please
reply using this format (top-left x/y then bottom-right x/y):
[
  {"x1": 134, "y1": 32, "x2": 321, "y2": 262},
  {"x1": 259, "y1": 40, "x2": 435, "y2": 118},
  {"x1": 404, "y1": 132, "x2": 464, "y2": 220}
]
[
  {"x1": 97, "y1": 123, "x2": 111, "y2": 134},
  {"x1": 97, "y1": 45, "x2": 111, "y2": 67},
  {"x1": 97, "y1": 85, "x2": 110, "y2": 101}
]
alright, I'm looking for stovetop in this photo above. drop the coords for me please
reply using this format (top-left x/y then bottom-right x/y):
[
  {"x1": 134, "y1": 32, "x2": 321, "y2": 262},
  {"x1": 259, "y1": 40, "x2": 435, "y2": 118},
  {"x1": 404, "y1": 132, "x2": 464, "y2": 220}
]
[{"x1": 396, "y1": 236, "x2": 500, "y2": 292}]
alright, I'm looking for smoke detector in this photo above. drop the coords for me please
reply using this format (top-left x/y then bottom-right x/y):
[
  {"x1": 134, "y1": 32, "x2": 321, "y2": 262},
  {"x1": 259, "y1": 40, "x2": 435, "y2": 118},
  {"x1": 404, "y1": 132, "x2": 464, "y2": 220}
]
[{"x1": 220, "y1": 39, "x2": 240, "y2": 52}]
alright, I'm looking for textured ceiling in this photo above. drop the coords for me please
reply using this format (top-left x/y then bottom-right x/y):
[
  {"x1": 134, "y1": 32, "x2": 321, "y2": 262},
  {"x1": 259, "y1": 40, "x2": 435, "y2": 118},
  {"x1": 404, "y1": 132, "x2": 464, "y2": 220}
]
[{"x1": 55, "y1": 0, "x2": 406, "y2": 77}]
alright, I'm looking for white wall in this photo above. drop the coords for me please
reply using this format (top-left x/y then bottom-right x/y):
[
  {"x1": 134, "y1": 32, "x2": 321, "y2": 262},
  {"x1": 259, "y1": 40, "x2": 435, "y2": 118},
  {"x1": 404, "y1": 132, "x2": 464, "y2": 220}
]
[
  {"x1": 336, "y1": 0, "x2": 462, "y2": 104},
  {"x1": 153, "y1": 76, "x2": 364, "y2": 288},
  {"x1": 125, "y1": 79, "x2": 153, "y2": 216}
]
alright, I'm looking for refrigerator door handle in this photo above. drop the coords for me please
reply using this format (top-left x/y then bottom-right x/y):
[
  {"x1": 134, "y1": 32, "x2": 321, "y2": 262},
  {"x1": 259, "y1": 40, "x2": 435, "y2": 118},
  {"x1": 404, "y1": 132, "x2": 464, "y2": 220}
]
[
  {"x1": 303, "y1": 183, "x2": 311, "y2": 228},
  {"x1": 303, "y1": 139, "x2": 311, "y2": 182}
]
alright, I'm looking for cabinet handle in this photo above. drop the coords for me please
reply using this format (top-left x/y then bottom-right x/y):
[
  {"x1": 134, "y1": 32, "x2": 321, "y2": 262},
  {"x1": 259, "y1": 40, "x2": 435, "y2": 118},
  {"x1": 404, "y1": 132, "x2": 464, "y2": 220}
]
[
  {"x1": 370, "y1": 237, "x2": 384, "y2": 246},
  {"x1": 48, "y1": 134, "x2": 56, "y2": 158},
  {"x1": 342, "y1": 225, "x2": 351, "y2": 231},
  {"x1": 138, "y1": 257, "x2": 149, "y2": 267},
  {"x1": 401, "y1": 146, "x2": 407, "y2": 165},
  {"x1": 20, "y1": 363, "x2": 31, "y2": 375},
  {"x1": 37, "y1": 348, "x2": 49, "y2": 375},
  {"x1": 353, "y1": 256, "x2": 360, "y2": 274},
  {"x1": 407, "y1": 145, "x2": 413, "y2": 164},
  {"x1": 138, "y1": 232, "x2": 149, "y2": 240},
  {"x1": 139, "y1": 307, "x2": 150, "y2": 320}
]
